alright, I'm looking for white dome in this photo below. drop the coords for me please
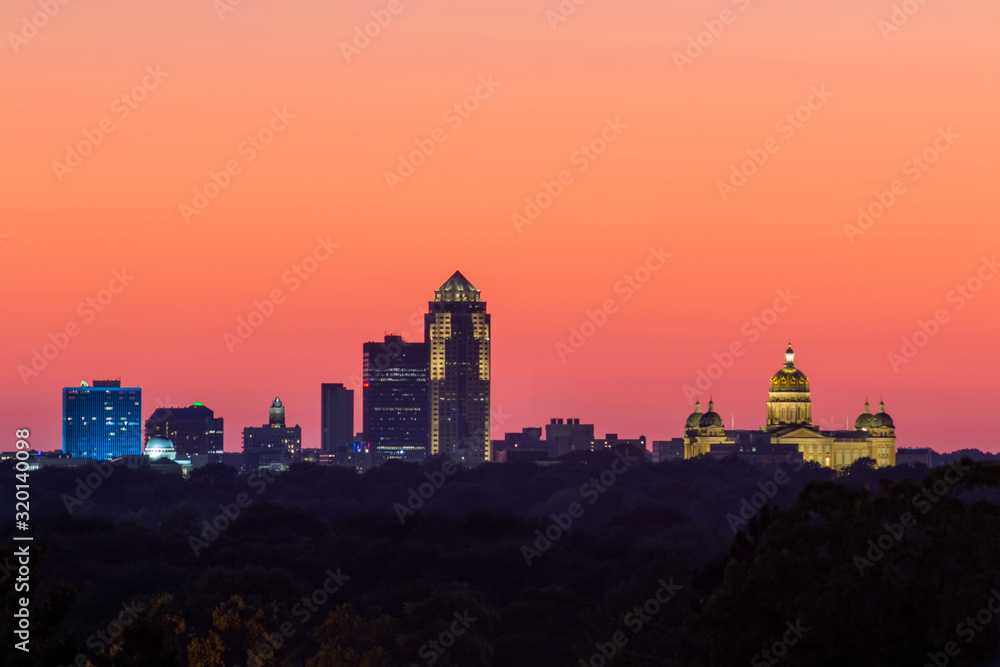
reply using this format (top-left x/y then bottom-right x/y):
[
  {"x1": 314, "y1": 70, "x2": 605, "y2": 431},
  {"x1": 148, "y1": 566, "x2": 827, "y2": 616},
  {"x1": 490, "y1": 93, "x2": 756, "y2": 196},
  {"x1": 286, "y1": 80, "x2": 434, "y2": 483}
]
[{"x1": 145, "y1": 436, "x2": 176, "y2": 461}]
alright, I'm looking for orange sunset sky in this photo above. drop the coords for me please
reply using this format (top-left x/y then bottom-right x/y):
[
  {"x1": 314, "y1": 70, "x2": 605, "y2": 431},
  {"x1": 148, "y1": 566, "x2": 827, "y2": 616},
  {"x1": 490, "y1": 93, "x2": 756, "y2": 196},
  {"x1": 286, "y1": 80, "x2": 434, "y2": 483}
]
[{"x1": 2, "y1": 0, "x2": 998, "y2": 453}]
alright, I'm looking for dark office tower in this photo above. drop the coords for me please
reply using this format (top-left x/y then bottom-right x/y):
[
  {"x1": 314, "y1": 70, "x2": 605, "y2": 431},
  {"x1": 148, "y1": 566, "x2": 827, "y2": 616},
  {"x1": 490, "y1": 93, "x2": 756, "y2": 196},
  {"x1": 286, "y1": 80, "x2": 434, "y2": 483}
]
[
  {"x1": 62, "y1": 379, "x2": 142, "y2": 459},
  {"x1": 320, "y1": 383, "x2": 354, "y2": 454},
  {"x1": 144, "y1": 403, "x2": 224, "y2": 460},
  {"x1": 363, "y1": 335, "x2": 429, "y2": 461},
  {"x1": 243, "y1": 397, "x2": 302, "y2": 470},
  {"x1": 425, "y1": 271, "x2": 491, "y2": 465}
]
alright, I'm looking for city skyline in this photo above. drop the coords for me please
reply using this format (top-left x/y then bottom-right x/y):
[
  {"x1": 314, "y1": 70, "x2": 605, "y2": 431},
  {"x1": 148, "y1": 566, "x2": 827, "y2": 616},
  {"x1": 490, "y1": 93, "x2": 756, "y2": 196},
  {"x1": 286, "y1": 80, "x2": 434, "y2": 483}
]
[
  {"x1": 19, "y1": 272, "x2": 977, "y2": 455},
  {"x1": 4, "y1": 0, "x2": 999, "y2": 456},
  {"x1": 4, "y1": 2, "x2": 999, "y2": 663}
]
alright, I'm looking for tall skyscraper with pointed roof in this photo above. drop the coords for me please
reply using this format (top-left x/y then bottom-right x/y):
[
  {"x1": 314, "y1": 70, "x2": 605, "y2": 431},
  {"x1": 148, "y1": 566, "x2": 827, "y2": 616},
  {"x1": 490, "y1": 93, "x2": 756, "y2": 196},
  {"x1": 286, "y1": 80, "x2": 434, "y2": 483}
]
[{"x1": 425, "y1": 271, "x2": 491, "y2": 464}]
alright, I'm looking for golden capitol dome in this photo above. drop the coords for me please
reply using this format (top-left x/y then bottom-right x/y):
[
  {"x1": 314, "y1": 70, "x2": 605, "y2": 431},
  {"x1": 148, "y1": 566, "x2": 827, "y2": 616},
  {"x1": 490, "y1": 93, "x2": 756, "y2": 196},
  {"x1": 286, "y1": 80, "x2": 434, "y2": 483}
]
[
  {"x1": 675, "y1": 342, "x2": 897, "y2": 470},
  {"x1": 770, "y1": 344, "x2": 810, "y2": 393}
]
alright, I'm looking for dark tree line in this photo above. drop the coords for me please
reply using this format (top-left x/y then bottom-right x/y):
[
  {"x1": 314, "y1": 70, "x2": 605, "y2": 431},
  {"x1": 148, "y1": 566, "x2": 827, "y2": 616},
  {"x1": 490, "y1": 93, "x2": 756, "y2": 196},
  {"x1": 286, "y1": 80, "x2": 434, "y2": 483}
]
[{"x1": 2, "y1": 450, "x2": 999, "y2": 666}]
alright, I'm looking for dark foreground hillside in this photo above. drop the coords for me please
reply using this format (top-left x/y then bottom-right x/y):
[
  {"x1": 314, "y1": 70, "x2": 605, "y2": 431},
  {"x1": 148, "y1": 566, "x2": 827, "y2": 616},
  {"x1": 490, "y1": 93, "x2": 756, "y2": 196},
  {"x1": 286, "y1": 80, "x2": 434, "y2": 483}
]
[{"x1": 3, "y1": 451, "x2": 1000, "y2": 666}]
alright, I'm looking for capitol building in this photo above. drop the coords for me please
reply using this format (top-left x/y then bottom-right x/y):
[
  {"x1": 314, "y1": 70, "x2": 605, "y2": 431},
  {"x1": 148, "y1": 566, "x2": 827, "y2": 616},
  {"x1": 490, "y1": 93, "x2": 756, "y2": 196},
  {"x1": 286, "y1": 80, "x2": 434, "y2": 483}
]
[{"x1": 680, "y1": 344, "x2": 897, "y2": 468}]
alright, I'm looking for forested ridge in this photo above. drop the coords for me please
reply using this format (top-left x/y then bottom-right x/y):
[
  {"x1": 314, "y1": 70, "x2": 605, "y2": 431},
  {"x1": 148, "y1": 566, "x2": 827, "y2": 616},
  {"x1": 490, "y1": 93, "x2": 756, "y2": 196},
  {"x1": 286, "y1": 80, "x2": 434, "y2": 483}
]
[{"x1": 3, "y1": 451, "x2": 999, "y2": 666}]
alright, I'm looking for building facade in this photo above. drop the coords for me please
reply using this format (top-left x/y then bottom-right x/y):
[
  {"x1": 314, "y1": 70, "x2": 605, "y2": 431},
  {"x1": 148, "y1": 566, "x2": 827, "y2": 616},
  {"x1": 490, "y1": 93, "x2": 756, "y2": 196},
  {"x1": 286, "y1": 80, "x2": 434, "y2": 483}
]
[
  {"x1": 682, "y1": 345, "x2": 897, "y2": 468},
  {"x1": 62, "y1": 380, "x2": 142, "y2": 459},
  {"x1": 320, "y1": 383, "x2": 354, "y2": 454},
  {"x1": 651, "y1": 440, "x2": 685, "y2": 463},
  {"x1": 545, "y1": 418, "x2": 594, "y2": 458},
  {"x1": 243, "y1": 397, "x2": 302, "y2": 470},
  {"x1": 895, "y1": 447, "x2": 933, "y2": 467},
  {"x1": 363, "y1": 335, "x2": 428, "y2": 462},
  {"x1": 425, "y1": 271, "x2": 491, "y2": 465},
  {"x1": 144, "y1": 403, "x2": 223, "y2": 460}
]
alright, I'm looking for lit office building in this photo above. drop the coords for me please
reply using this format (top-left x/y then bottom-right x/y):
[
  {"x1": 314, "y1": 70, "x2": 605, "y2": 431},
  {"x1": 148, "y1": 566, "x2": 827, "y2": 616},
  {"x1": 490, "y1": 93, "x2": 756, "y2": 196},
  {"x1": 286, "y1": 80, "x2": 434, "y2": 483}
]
[
  {"x1": 363, "y1": 334, "x2": 428, "y2": 462},
  {"x1": 62, "y1": 379, "x2": 142, "y2": 460},
  {"x1": 425, "y1": 271, "x2": 491, "y2": 465}
]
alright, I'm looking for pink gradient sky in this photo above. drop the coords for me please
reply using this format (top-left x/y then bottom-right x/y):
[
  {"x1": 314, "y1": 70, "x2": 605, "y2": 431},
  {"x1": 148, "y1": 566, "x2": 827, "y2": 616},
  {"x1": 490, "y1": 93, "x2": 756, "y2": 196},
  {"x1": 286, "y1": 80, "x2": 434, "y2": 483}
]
[{"x1": 2, "y1": 0, "x2": 999, "y2": 453}]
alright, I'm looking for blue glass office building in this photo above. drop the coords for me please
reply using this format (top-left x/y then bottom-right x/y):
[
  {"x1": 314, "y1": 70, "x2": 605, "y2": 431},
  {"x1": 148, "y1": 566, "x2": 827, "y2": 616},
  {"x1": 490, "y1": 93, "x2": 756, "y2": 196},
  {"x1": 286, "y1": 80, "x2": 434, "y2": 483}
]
[{"x1": 62, "y1": 380, "x2": 142, "y2": 459}]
